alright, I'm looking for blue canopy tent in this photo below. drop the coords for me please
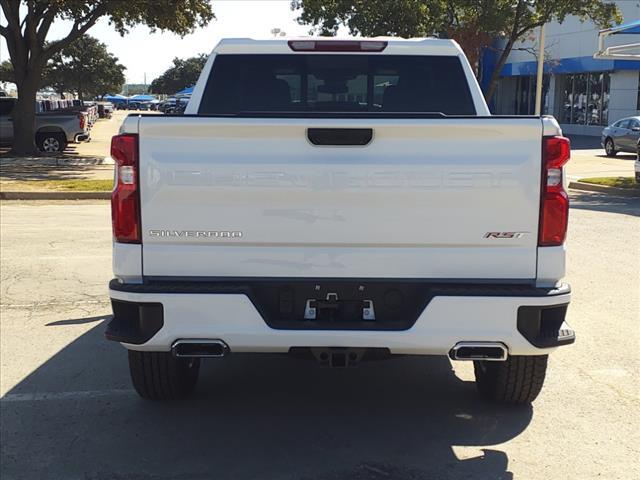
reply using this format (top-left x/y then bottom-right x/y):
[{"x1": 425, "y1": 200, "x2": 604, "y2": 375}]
[
  {"x1": 128, "y1": 94, "x2": 156, "y2": 101},
  {"x1": 175, "y1": 86, "x2": 194, "y2": 95},
  {"x1": 595, "y1": 20, "x2": 640, "y2": 60},
  {"x1": 103, "y1": 94, "x2": 128, "y2": 104}
]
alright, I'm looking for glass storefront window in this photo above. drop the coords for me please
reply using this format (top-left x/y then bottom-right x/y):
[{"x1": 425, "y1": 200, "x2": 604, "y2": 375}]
[
  {"x1": 571, "y1": 74, "x2": 588, "y2": 124},
  {"x1": 509, "y1": 75, "x2": 550, "y2": 115},
  {"x1": 601, "y1": 73, "x2": 610, "y2": 126},
  {"x1": 587, "y1": 73, "x2": 600, "y2": 125},
  {"x1": 558, "y1": 75, "x2": 572, "y2": 124},
  {"x1": 516, "y1": 76, "x2": 532, "y2": 115},
  {"x1": 555, "y1": 71, "x2": 610, "y2": 126}
]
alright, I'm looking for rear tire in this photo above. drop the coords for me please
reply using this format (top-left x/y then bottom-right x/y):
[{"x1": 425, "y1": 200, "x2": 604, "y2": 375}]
[
  {"x1": 36, "y1": 132, "x2": 67, "y2": 153},
  {"x1": 604, "y1": 138, "x2": 617, "y2": 157},
  {"x1": 474, "y1": 355, "x2": 548, "y2": 404},
  {"x1": 128, "y1": 350, "x2": 200, "y2": 400}
]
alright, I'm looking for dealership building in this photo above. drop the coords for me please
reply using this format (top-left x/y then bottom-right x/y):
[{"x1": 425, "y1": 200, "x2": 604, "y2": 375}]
[{"x1": 484, "y1": 1, "x2": 639, "y2": 136}]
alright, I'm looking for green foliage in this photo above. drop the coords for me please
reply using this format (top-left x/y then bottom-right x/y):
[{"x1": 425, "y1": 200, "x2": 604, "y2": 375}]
[
  {"x1": 293, "y1": 0, "x2": 620, "y2": 39},
  {"x1": 579, "y1": 177, "x2": 639, "y2": 189},
  {"x1": 31, "y1": 179, "x2": 115, "y2": 192},
  {"x1": 1, "y1": 36, "x2": 125, "y2": 99},
  {"x1": 293, "y1": 0, "x2": 440, "y2": 37},
  {"x1": 46, "y1": 35, "x2": 126, "y2": 99},
  {"x1": 292, "y1": 1, "x2": 506, "y2": 72},
  {"x1": 2, "y1": 1, "x2": 214, "y2": 66},
  {"x1": 0, "y1": 60, "x2": 14, "y2": 83},
  {"x1": 150, "y1": 54, "x2": 208, "y2": 94}
]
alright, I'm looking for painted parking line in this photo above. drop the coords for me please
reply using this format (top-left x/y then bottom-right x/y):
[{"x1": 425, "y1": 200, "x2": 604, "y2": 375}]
[{"x1": 1, "y1": 389, "x2": 135, "y2": 402}]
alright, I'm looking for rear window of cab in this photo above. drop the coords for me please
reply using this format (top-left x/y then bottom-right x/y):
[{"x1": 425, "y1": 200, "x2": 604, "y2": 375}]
[{"x1": 198, "y1": 54, "x2": 476, "y2": 116}]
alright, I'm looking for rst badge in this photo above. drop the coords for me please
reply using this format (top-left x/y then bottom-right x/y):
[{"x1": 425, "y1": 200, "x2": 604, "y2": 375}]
[{"x1": 484, "y1": 232, "x2": 527, "y2": 239}]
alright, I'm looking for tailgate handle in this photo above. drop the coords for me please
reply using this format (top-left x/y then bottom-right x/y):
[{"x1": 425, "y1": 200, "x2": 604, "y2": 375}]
[{"x1": 307, "y1": 128, "x2": 373, "y2": 146}]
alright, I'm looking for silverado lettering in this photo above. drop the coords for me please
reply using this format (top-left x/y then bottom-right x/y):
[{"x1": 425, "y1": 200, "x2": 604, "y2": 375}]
[{"x1": 149, "y1": 230, "x2": 243, "y2": 238}]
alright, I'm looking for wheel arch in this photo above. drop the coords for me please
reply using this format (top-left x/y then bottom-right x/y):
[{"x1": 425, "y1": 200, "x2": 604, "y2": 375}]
[{"x1": 36, "y1": 126, "x2": 66, "y2": 135}]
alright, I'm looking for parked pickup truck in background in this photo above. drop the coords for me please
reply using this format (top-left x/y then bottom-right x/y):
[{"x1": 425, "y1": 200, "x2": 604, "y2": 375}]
[
  {"x1": 0, "y1": 97, "x2": 90, "y2": 152},
  {"x1": 107, "y1": 38, "x2": 574, "y2": 405},
  {"x1": 96, "y1": 101, "x2": 114, "y2": 119}
]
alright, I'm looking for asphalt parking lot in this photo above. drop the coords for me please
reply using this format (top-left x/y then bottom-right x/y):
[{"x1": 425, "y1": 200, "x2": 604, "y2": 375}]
[{"x1": 0, "y1": 195, "x2": 639, "y2": 480}]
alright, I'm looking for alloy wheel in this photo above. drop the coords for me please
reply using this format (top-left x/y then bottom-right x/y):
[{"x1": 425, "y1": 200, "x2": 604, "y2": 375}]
[
  {"x1": 42, "y1": 137, "x2": 61, "y2": 152},
  {"x1": 605, "y1": 139, "x2": 614, "y2": 155}
]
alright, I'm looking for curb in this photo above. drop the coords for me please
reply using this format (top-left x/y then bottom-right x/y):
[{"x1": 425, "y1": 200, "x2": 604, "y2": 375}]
[
  {"x1": 0, "y1": 191, "x2": 110, "y2": 200},
  {"x1": 568, "y1": 181, "x2": 640, "y2": 197},
  {"x1": 0, "y1": 156, "x2": 113, "y2": 167}
]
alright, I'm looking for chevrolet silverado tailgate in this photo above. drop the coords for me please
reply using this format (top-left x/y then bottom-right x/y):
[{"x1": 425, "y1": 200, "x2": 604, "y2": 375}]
[{"x1": 137, "y1": 116, "x2": 543, "y2": 279}]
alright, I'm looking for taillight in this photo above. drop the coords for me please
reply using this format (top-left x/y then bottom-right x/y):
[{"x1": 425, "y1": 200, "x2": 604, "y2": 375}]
[
  {"x1": 539, "y1": 136, "x2": 570, "y2": 246},
  {"x1": 287, "y1": 40, "x2": 387, "y2": 52},
  {"x1": 111, "y1": 134, "x2": 140, "y2": 243},
  {"x1": 78, "y1": 113, "x2": 85, "y2": 130}
]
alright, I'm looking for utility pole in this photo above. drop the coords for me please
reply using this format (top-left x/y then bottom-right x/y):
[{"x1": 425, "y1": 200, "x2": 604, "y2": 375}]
[{"x1": 535, "y1": 23, "x2": 546, "y2": 116}]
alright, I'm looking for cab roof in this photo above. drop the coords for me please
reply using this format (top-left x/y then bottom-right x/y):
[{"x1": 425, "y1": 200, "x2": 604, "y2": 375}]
[{"x1": 212, "y1": 37, "x2": 464, "y2": 56}]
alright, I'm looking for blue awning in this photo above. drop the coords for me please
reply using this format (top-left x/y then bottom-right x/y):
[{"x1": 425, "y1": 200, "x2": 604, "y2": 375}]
[
  {"x1": 129, "y1": 94, "x2": 155, "y2": 101},
  {"x1": 610, "y1": 19, "x2": 640, "y2": 35},
  {"x1": 500, "y1": 55, "x2": 639, "y2": 76}
]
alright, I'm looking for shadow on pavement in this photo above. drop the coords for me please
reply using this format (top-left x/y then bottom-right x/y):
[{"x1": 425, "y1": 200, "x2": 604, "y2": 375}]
[
  {"x1": 566, "y1": 134, "x2": 601, "y2": 150},
  {"x1": 45, "y1": 314, "x2": 111, "y2": 326},
  {"x1": 0, "y1": 319, "x2": 535, "y2": 480},
  {"x1": 0, "y1": 143, "x2": 81, "y2": 157},
  {"x1": 0, "y1": 163, "x2": 102, "y2": 181},
  {"x1": 570, "y1": 191, "x2": 640, "y2": 217},
  {"x1": 592, "y1": 153, "x2": 636, "y2": 161}
]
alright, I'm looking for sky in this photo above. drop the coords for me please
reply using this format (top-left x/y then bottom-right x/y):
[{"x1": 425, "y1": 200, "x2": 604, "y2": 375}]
[{"x1": 1, "y1": 0, "x2": 339, "y2": 85}]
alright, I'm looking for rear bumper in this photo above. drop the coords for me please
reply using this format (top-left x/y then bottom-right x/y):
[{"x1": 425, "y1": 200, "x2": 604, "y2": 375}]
[{"x1": 107, "y1": 280, "x2": 573, "y2": 356}]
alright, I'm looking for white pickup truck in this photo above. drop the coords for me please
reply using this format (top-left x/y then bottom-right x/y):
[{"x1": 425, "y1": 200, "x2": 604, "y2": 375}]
[{"x1": 106, "y1": 38, "x2": 574, "y2": 404}]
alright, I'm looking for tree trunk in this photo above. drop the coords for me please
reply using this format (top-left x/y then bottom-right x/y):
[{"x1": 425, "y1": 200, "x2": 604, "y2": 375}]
[
  {"x1": 78, "y1": 78, "x2": 84, "y2": 102},
  {"x1": 484, "y1": 37, "x2": 517, "y2": 107},
  {"x1": 10, "y1": 75, "x2": 40, "y2": 156}
]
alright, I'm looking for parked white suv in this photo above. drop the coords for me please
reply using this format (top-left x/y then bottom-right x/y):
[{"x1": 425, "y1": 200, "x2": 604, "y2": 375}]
[{"x1": 106, "y1": 38, "x2": 574, "y2": 404}]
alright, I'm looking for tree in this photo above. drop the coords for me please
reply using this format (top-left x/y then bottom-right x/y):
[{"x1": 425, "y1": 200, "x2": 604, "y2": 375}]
[
  {"x1": 48, "y1": 35, "x2": 126, "y2": 100},
  {"x1": 0, "y1": 59, "x2": 13, "y2": 83},
  {"x1": 0, "y1": 0, "x2": 214, "y2": 155},
  {"x1": 1, "y1": 35, "x2": 126, "y2": 99},
  {"x1": 292, "y1": 0, "x2": 621, "y2": 102},
  {"x1": 150, "y1": 54, "x2": 208, "y2": 94},
  {"x1": 1, "y1": 57, "x2": 61, "y2": 91},
  {"x1": 481, "y1": 0, "x2": 619, "y2": 102}
]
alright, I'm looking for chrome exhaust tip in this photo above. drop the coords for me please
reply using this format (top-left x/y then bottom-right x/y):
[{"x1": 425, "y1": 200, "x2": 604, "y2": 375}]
[
  {"x1": 171, "y1": 339, "x2": 230, "y2": 358},
  {"x1": 449, "y1": 342, "x2": 508, "y2": 362}
]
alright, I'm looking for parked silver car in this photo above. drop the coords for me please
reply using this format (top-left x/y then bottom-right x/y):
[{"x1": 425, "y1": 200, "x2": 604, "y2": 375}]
[
  {"x1": 0, "y1": 97, "x2": 90, "y2": 152},
  {"x1": 601, "y1": 116, "x2": 640, "y2": 157},
  {"x1": 635, "y1": 139, "x2": 639, "y2": 182}
]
